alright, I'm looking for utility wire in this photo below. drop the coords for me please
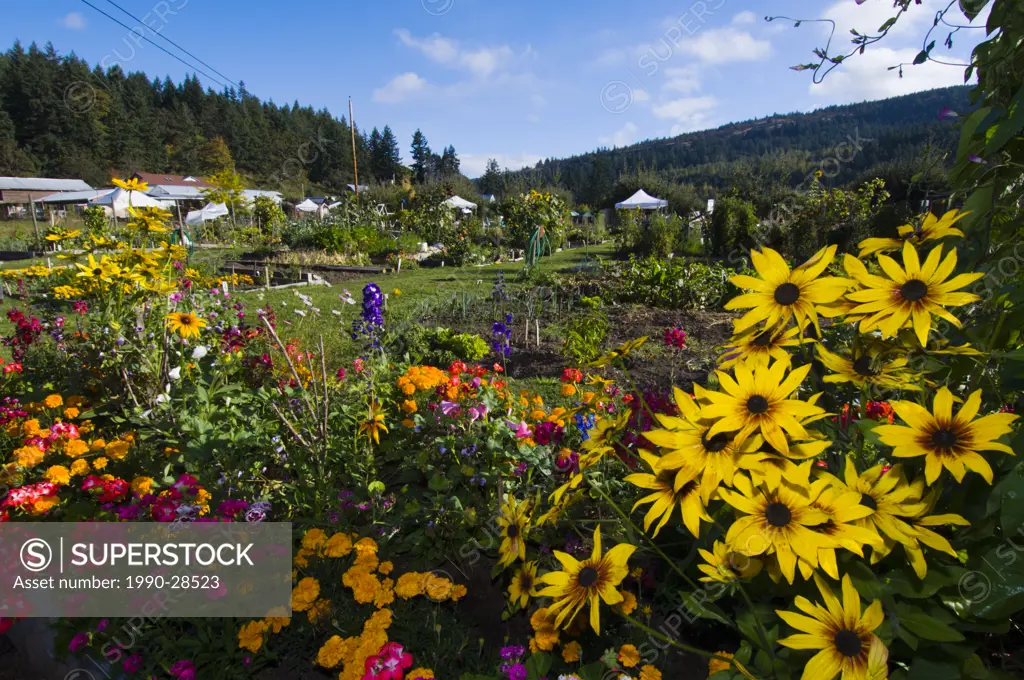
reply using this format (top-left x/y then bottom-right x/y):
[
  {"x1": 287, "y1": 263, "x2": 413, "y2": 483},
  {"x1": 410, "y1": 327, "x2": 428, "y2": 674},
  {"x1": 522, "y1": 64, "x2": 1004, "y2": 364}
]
[
  {"x1": 101, "y1": 0, "x2": 243, "y2": 91},
  {"x1": 79, "y1": 0, "x2": 229, "y2": 89}
]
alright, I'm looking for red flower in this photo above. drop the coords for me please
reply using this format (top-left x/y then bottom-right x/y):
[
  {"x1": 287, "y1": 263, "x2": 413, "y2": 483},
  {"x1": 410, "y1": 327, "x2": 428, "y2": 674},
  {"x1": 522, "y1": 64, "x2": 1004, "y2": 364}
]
[
  {"x1": 363, "y1": 642, "x2": 414, "y2": 680},
  {"x1": 560, "y1": 368, "x2": 583, "y2": 384},
  {"x1": 493, "y1": 363, "x2": 504, "y2": 373}
]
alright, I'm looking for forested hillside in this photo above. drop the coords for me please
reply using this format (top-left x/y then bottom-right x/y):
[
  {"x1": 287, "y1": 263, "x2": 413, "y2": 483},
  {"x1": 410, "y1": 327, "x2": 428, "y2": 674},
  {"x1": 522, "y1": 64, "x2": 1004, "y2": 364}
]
[
  {"x1": 0, "y1": 41, "x2": 462, "y2": 193},
  {"x1": 497, "y1": 86, "x2": 971, "y2": 209}
]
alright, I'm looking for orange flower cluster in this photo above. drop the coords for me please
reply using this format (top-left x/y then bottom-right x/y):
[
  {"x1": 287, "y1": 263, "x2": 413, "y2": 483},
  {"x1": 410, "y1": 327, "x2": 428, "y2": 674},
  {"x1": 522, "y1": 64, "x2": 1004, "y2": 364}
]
[
  {"x1": 238, "y1": 528, "x2": 462, "y2": 679},
  {"x1": 396, "y1": 366, "x2": 450, "y2": 396}
]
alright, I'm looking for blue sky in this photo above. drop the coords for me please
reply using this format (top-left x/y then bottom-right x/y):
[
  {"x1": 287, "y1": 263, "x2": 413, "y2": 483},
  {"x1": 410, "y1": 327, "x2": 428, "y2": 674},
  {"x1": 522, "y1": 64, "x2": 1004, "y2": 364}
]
[{"x1": 5, "y1": 0, "x2": 989, "y2": 176}]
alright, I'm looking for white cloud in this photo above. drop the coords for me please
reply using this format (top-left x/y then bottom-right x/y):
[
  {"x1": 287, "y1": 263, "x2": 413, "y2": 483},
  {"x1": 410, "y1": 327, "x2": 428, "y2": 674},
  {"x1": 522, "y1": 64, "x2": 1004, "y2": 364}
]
[
  {"x1": 599, "y1": 122, "x2": 639, "y2": 148},
  {"x1": 372, "y1": 72, "x2": 429, "y2": 104},
  {"x1": 809, "y1": 46, "x2": 972, "y2": 102},
  {"x1": 662, "y1": 66, "x2": 701, "y2": 94},
  {"x1": 732, "y1": 11, "x2": 758, "y2": 25},
  {"x1": 678, "y1": 27, "x2": 772, "y2": 64},
  {"x1": 460, "y1": 153, "x2": 544, "y2": 178},
  {"x1": 61, "y1": 12, "x2": 87, "y2": 30},
  {"x1": 632, "y1": 88, "x2": 651, "y2": 103},
  {"x1": 653, "y1": 96, "x2": 719, "y2": 134},
  {"x1": 394, "y1": 29, "x2": 517, "y2": 78},
  {"x1": 395, "y1": 30, "x2": 459, "y2": 63}
]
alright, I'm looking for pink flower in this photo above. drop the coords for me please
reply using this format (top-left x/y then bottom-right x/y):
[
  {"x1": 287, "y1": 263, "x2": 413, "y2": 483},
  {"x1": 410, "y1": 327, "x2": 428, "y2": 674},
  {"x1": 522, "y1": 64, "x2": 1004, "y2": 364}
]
[
  {"x1": 354, "y1": 358, "x2": 365, "y2": 373},
  {"x1": 506, "y1": 420, "x2": 531, "y2": 439},
  {"x1": 123, "y1": 654, "x2": 143, "y2": 674},
  {"x1": 440, "y1": 400, "x2": 460, "y2": 416},
  {"x1": 69, "y1": 632, "x2": 90, "y2": 652},
  {"x1": 169, "y1": 659, "x2": 196, "y2": 679},
  {"x1": 363, "y1": 642, "x2": 413, "y2": 680},
  {"x1": 336, "y1": 367, "x2": 346, "y2": 381}
]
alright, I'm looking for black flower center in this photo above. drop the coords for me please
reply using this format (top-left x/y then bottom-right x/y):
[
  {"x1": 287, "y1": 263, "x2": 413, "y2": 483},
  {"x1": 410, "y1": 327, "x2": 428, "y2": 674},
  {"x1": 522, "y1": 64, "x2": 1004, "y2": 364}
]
[
  {"x1": 577, "y1": 566, "x2": 599, "y2": 588},
  {"x1": 506, "y1": 524, "x2": 520, "y2": 538},
  {"x1": 180, "y1": 317, "x2": 194, "y2": 326},
  {"x1": 931, "y1": 428, "x2": 958, "y2": 450},
  {"x1": 92, "y1": 268, "x2": 102, "y2": 276},
  {"x1": 859, "y1": 494, "x2": 877, "y2": 511},
  {"x1": 519, "y1": 574, "x2": 532, "y2": 590},
  {"x1": 765, "y1": 502, "x2": 792, "y2": 527},
  {"x1": 747, "y1": 395, "x2": 770, "y2": 415},
  {"x1": 752, "y1": 331, "x2": 774, "y2": 347},
  {"x1": 900, "y1": 279, "x2": 928, "y2": 302},
  {"x1": 774, "y1": 282, "x2": 801, "y2": 306},
  {"x1": 701, "y1": 431, "x2": 730, "y2": 453},
  {"x1": 834, "y1": 629, "x2": 863, "y2": 658},
  {"x1": 852, "y1": 356, "x2": 878, "y2": 377}
]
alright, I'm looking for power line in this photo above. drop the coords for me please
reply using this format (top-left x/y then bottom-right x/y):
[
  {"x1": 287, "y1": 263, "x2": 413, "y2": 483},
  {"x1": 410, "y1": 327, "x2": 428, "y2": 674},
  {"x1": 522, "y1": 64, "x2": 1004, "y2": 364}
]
[
  {"x1": 101, "y1": 0, "x2": 242, "y2": 91},
  {"x1": 78, "y1": 0, "x2": 228, "y2": 89}
]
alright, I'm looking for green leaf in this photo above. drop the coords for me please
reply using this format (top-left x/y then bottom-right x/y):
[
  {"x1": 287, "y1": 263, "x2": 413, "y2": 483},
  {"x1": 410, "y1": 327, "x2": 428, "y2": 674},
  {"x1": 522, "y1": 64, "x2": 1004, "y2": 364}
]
[
  {"x1": 913, "y1": 49, "x2": 930, "y2": 65},
  {"x1": 577, "y1": 661, "x2": 609, "y2": 680},
  {"x1": 895, "y1": 605, "x2": 965, "y2": 641},
  {"x1": 846, "y1": 560, "x2": 885, "y2": 600},
  {"x1": 878, "y1": 17, "x2": 898, "y2": 31},
  {"x1": 985, "y1": 84, "x2": 1024, "y2": 155},
  {"x1": 998, "y1": 462, "x2": 1024, "y2": 533},
  {"x1": 888, "y1": 563, "x2": 968, "y2": 599},
  {"x1": 524, "y1": 652, "x2": 552, "y2": 680},
  {"x1": 907, "y1": 657, "x2": 964, "y2": 680}
]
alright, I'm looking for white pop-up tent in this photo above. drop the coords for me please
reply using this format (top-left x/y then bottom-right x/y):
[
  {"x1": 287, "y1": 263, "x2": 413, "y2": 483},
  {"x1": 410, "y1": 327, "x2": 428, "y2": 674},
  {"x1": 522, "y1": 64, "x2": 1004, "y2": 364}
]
[
  {"x1": 185, "y1": 202, "x2": 230, "y2": 227},
  {"x1": 91, "y1": 188, "x2": 172, "y2": 218},
  {"x1": 295, "y1": 198, "x2": 319, "y2": 213},
  {"x1": 443, "y1": 195, "x2": 477, "y2": 211},
  {"x1": 615, "y1": 189, "x2": 668, "y2": 210}
]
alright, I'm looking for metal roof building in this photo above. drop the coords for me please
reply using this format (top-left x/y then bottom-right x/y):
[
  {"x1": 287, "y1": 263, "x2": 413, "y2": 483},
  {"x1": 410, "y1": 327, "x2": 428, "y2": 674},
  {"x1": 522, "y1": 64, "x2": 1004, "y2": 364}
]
[{"x1": 0, "y1": 177, "x2": 94, "y2": 205}]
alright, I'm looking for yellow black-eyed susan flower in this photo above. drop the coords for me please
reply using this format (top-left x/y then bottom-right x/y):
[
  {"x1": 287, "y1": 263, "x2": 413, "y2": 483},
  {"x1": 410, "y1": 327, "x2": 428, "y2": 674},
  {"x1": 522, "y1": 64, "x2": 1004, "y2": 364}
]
[
  {"x1": 876, "y1": 387, "x2": 1017, "y2": 484},
  {"x1": 536, "y1": 526, "x2": 635, "y2": 635},
  {"x1": 844, "y1": 242, "x2": 983, "y2": 346}
]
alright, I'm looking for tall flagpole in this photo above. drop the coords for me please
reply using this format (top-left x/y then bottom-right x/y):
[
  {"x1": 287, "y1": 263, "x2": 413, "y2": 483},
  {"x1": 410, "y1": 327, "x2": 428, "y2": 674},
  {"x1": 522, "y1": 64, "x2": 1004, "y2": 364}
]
[{"x1": 349, "y1": 97, "x2": 360, "y2": 197}]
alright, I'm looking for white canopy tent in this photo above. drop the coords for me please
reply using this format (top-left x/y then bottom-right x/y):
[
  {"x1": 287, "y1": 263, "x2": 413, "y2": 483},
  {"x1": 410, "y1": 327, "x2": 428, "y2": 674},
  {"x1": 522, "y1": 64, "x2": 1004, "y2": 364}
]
[
  {"x1": 295, "y1": 199, "x2": 319, "y2": 213},
  {"x1": 91, "y1": 188, "x2": 173, "y2": 218},
  {"x1": 615, "y1": 189, "x2": 668, "y2": 210},
  {"x1": 443, "y1": 196, "x2": 477, "y2": 211},
  {"x1": 185, "y1": 202, "x2": 230, "y2": 227}
]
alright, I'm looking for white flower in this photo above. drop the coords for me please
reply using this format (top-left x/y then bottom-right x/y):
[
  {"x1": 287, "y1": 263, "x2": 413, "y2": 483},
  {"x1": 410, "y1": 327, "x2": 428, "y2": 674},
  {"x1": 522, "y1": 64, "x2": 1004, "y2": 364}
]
[
  {"x1": 168, "y1": 366, "x2": 182, "y2": 381},
  {"x1": 294, "y1": 309, "x2": 306, "y2": 317},
  {"x1": 155, "y1": 393, "x2": 170, "y2": 404},
  {"x1": 191, "y1": 345, "x2": 208, "y2": 360}
]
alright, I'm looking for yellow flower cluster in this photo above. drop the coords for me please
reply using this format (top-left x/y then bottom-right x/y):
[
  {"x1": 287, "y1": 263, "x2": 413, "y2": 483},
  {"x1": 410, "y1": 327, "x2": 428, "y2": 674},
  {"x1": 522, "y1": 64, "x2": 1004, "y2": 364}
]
[
  {"x1": 238, "y1": 528, "x2": 461, "y2": 677},
  {"x1": 396, "y1": 365, "x2": 449, "y2": 396}
]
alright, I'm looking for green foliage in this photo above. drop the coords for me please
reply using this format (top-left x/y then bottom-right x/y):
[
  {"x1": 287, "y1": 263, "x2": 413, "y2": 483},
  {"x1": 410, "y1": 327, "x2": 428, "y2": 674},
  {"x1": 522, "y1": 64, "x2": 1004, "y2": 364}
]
[
  {"x1": 615, "y1": 210, "x2": 697, "y2": 258},
  {"x1": 782, "y1": 176, "x2": 891, "y2": 259},
  {"x1": 562, "y1": 305, "x2": 609, "y2": 364},
  {"x1": 251, "y1": 196, "x2": 286, "y2": 233},
  {"x1": 709, "y1": 196, "x2": 759, "y2": 256},
  {"x1": 82, "y1": 205, "x2": 107, "y2": 235},
  {"x1": 499, "y1": 190, "x2": 571, "y2": 253},
  {"x1": 616, "y1": 256, "x2": 737, "y2": 310}
]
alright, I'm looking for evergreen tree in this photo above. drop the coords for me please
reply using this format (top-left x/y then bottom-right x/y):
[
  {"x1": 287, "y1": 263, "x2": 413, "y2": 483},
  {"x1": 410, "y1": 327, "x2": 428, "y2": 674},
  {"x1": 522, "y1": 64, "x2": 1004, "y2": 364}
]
[
  {"x1": 368, "y1": 127, "x2": 384, "y2": 181},
  {"x1": 479, "y1": 158, "x2": 504, "y2": 197},
  {"x1": 379, "y1": 126, "x2": 402, "y2": 180},
  {"x1": 410, "y1": 129, "x2": 432, "y2": 184},
  {"x1": 439, "y1": 145, "x2": 460, "y2": 177}
]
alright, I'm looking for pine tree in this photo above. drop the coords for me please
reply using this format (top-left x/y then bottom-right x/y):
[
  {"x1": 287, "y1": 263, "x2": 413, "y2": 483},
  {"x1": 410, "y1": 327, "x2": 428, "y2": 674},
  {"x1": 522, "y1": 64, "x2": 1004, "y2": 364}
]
[
  {"x1": 479, "y1": 158, "x2": 505, "y2": 197},
  {"x1": 379, "y1": 126, "x2": 402, "y2": 181},
  {"x1": 439, "y1": 145, "x2": 460, "y2": 177},
  {"x1": 410, "y1": 129, "x2": 432, "y2": 184}
]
